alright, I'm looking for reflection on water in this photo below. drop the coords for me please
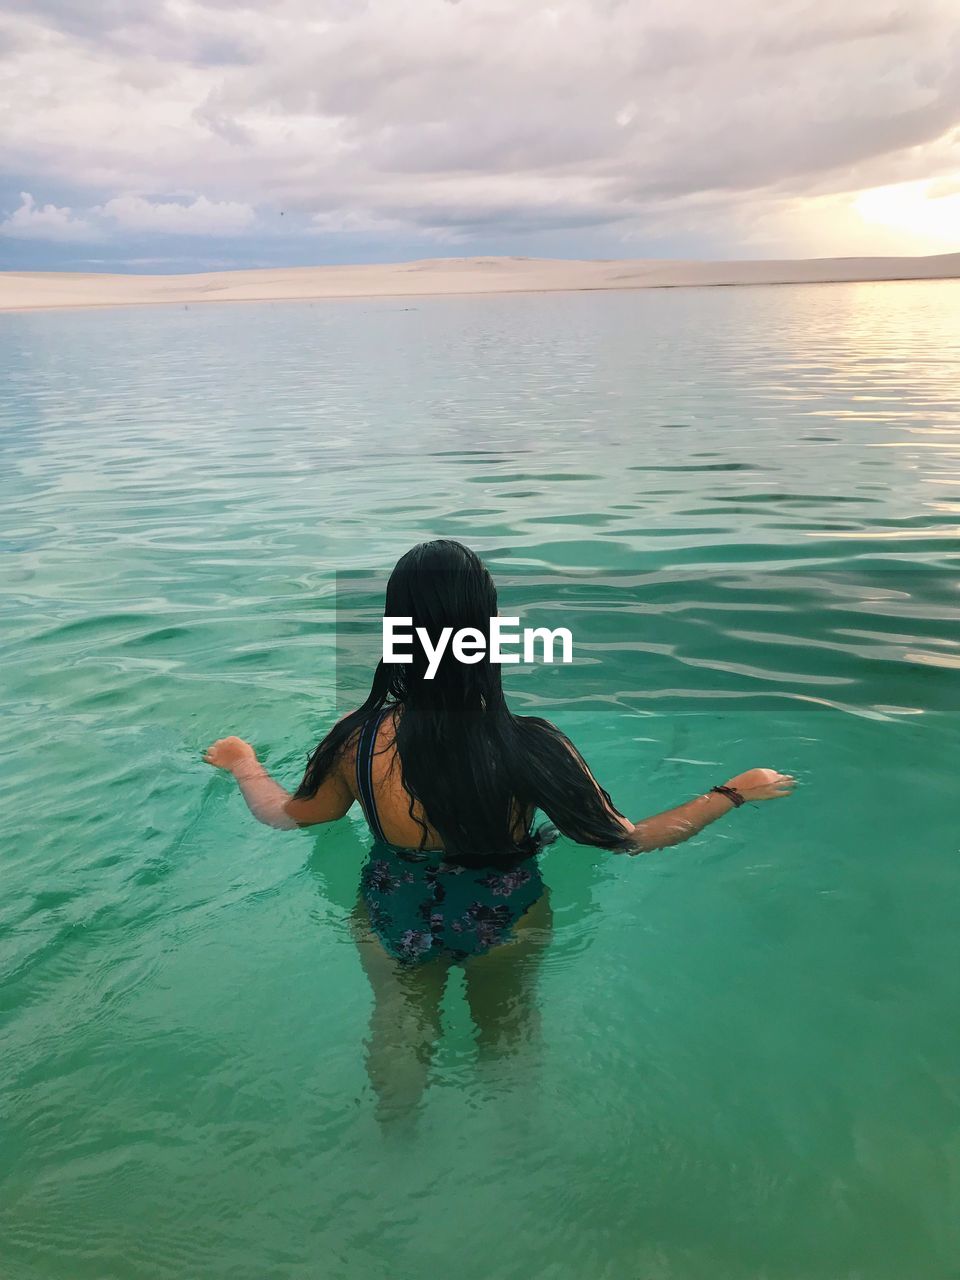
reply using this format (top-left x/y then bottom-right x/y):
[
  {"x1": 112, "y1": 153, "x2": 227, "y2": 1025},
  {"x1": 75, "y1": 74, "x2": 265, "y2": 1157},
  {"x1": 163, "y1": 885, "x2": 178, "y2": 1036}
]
[{"x1": 1, "y1": 281, "x2": 959, "y2": 1279}]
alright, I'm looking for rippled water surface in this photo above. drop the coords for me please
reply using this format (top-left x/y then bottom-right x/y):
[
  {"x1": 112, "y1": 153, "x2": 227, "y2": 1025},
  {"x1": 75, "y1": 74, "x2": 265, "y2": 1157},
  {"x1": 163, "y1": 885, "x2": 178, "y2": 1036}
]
[{"x1": 2, "y1": 282, "x2": 959, "y2": 1280}]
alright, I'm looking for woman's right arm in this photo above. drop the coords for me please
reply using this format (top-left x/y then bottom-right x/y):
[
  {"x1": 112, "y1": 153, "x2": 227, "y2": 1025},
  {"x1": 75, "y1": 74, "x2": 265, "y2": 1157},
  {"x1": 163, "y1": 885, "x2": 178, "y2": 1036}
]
[{"x1": 624, "y1": 768, "x2": 796, "y2": 853}]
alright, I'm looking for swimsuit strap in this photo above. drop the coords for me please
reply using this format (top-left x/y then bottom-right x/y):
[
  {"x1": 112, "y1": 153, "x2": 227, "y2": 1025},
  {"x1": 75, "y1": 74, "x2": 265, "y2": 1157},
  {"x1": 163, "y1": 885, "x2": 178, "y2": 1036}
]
[{"x1": 355, "y1": 705, "x2": 392, "y2": 843}]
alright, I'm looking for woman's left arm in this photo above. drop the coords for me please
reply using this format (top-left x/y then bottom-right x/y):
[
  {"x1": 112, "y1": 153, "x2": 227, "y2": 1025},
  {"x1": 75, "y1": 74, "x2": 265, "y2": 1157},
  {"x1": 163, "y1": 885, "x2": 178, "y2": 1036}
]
[{"x1": 202, "y1": 736, "x2": 353, "y2": 829}]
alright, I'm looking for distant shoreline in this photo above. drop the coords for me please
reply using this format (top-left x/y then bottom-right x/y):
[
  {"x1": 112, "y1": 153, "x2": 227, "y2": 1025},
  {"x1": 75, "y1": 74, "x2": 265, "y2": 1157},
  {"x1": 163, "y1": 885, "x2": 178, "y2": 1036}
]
[{"x1": 1, "y1": 253, "x2": 958, "y2": 314}]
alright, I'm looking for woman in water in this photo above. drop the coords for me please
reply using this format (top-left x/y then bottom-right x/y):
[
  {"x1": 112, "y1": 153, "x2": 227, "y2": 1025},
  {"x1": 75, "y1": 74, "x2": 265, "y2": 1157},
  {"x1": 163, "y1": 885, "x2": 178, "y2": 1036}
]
[{"x1": 203, "y1": 539, "x2": 794, "y2": 1113}]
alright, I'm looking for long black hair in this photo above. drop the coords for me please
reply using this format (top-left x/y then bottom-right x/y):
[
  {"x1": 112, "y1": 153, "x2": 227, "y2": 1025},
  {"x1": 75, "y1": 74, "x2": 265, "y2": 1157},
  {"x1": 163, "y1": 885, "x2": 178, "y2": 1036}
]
[{"x1": 293, "y1": 539, "x2": 630, "y2": 864}]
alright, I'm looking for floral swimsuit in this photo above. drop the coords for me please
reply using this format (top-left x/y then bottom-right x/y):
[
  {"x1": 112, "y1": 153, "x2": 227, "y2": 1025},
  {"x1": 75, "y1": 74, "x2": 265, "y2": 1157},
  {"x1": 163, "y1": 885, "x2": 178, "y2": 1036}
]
[{"x1": 355, "y1": 707, "x2": 550, "y2": 965}]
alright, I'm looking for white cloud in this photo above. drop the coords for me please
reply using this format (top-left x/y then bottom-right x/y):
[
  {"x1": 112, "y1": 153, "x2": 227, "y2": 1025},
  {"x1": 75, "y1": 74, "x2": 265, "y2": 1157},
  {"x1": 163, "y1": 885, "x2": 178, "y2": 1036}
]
[
  {"x1": 98, "y1": 194, "x2": 256, "y2": 234},
  {"x1": 1, "y1": 1, "x2": 959, "y2": 258},
  {"x1": 0, "y1": 189, "x2": 256, "y2": 248},
  {"x1": 0, "y1": 191, "x2": 99, "y2": 241}
]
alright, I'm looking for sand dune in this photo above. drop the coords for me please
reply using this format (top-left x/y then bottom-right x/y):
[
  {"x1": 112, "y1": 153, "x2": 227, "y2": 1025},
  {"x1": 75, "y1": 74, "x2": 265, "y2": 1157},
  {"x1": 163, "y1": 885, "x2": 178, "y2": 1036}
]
[{"x1": 1, "y1": 253, "x2": 958, "y2": 312}]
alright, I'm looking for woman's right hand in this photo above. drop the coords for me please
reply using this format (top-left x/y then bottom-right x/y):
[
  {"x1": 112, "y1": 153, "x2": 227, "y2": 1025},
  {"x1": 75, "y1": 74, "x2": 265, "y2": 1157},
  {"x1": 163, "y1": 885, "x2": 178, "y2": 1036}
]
[{"x1": 725, "y1": 768, "x2": 796, "y2": 802}]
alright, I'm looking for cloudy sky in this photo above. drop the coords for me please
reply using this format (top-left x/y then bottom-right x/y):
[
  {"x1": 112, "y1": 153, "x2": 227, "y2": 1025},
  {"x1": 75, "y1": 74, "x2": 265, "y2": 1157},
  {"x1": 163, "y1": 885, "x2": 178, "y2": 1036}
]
[{"x1": 1, "y1": 0, "x2": 959, "y2": 272}]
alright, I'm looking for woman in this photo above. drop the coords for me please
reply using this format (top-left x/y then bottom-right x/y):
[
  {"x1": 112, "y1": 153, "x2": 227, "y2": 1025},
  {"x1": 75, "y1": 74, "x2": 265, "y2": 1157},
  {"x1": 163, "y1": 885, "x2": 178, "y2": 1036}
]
[
  {"x1": 204, "y1": 540, "x2": 794, "y2": 1115},
  {"x1": 204, "y1": 538, "x2": 794, "y2": 961}
]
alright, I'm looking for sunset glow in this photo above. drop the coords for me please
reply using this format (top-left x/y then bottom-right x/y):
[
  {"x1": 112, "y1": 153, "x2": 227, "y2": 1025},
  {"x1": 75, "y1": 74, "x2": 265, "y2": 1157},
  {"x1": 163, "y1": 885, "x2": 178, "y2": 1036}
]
[{"x1": 854, "y1": 180, "x2": 960, "y2": 254}]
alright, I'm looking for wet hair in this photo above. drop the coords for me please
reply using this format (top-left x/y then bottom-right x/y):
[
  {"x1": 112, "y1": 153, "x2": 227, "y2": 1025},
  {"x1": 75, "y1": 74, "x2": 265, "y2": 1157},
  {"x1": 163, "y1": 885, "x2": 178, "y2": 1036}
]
[{"x1": 293, "y1": 539, "x2": 630, "y2": 864}]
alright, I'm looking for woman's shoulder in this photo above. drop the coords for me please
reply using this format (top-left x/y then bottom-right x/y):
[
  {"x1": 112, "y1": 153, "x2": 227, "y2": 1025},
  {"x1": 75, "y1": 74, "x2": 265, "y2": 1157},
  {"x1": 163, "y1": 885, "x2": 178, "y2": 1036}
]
[{"x1": 346, "y1": 703, "x2": 399, "y2": 764}]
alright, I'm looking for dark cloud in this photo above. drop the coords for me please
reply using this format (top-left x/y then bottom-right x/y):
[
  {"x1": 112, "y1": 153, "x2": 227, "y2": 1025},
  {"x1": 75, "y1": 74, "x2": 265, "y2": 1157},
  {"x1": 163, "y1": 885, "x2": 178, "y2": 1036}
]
[
  {"x1": 1, "y1": 0, "x2": 260, "y2": 63},
  {"x1": 2, "y1": 0, "x2": 145, "y2": 36}
]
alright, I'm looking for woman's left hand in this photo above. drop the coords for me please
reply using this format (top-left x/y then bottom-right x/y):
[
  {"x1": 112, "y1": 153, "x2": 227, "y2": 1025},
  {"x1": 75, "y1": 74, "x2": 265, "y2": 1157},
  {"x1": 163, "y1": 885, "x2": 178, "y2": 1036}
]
[{"x1": 203, "y1": 736, "x2": 257, "y2": 773}]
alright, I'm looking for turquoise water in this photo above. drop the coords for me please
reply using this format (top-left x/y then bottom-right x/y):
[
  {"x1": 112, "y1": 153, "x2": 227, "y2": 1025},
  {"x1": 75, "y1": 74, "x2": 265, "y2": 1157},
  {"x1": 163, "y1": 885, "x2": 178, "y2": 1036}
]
[{"x1": 1, "y1": 281, "x2": 959, "y2": 1280}]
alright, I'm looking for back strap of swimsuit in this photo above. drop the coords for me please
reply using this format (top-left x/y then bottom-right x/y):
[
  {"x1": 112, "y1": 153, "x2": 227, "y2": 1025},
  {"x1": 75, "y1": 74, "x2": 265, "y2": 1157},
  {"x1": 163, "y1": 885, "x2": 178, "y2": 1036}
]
[{"x1": 355, "y1": 706, "x2": 390, "y2": 843}]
